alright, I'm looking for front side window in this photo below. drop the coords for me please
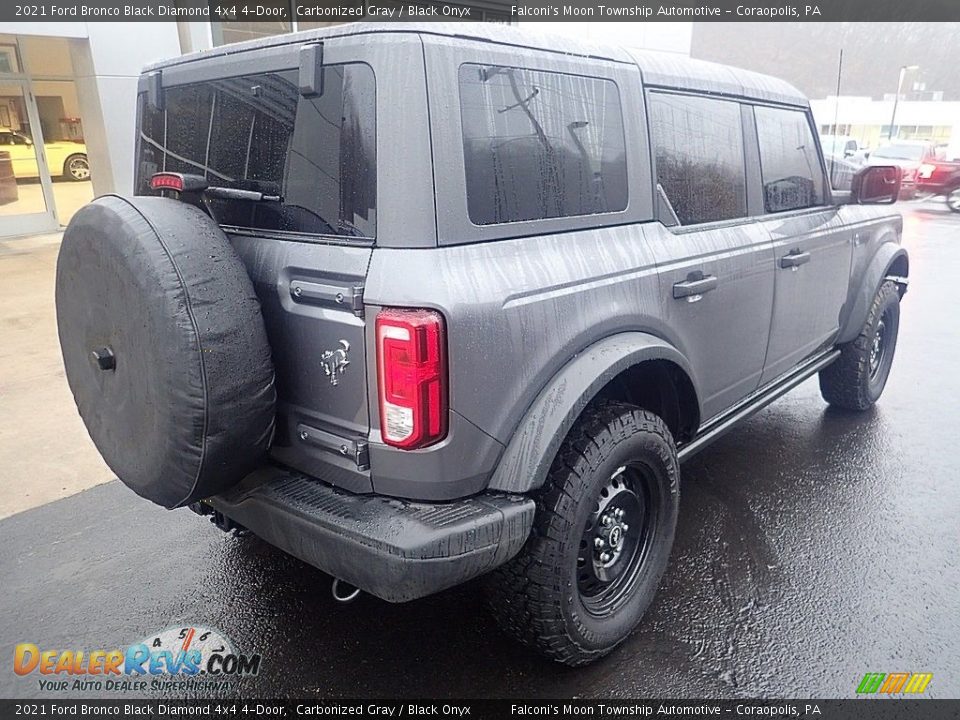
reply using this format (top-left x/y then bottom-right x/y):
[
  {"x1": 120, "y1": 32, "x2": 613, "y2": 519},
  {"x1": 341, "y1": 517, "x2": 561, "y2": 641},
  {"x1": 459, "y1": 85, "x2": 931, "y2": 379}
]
[
  {"x1": 459, "y1": 64, "x2": 628, "y2": 226},
  {"x1": 648, "y1": 93, "x2": 747, "y2": 226},
  {"x1": 755, "y1": 106, "x2": 825, "y2": 214},
  {"x1": 136, "y1": 63, "x2": 376, "y2": 239}
]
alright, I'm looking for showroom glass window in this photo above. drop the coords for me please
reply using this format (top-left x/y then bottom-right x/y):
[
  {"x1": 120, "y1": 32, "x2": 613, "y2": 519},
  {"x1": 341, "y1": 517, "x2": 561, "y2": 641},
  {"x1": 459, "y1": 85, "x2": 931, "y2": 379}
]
[
  {"x1": 136, "y1": 64, "x2": 376, "y2": 239},
  {"x1": 648, "y1": 92, "x2": 747, "y2": 226},
  {"x1": 458, "y1": 64, "x2": 628, "y2": 226},
  {"x1": 754, "y1": 106, "x2": 826, "y2": 213}
]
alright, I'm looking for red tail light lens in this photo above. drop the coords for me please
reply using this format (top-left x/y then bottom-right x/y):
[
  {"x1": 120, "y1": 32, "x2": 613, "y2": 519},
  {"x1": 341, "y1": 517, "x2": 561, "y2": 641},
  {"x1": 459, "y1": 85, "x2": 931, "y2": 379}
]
[
  {"x1": 150, "y1": 172, "x2": 185, "y2": 192},
  {"x1": 376, "y1": 308, "x2": 447, "y2": 450}
]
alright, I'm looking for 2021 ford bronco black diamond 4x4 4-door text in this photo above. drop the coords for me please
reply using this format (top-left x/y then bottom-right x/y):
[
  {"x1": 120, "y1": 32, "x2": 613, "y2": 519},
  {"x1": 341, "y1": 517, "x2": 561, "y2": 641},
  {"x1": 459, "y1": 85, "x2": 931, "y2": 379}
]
[{"x1": 56, "y1": 23, "x2": 908, "y2": 666}]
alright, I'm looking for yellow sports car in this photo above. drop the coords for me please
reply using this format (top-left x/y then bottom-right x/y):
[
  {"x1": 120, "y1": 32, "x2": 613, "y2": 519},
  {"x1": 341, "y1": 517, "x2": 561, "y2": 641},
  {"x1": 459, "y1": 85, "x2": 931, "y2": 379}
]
[{"x1": 0, "y1": 128, "x2": 90, "y2": 181}]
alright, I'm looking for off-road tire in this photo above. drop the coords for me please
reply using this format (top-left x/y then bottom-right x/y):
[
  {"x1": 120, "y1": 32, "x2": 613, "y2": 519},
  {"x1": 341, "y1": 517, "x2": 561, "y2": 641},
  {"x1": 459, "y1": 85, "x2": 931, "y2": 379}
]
[
  {"x1": 485, "y1": 401, "x2": 680, "y2": 666},
  {"x1": 946, "y1": 185, "x2": 960, "y2": 213},
  {"x1": 819, "y1": 280, "x2": 901, "y2": 411}
]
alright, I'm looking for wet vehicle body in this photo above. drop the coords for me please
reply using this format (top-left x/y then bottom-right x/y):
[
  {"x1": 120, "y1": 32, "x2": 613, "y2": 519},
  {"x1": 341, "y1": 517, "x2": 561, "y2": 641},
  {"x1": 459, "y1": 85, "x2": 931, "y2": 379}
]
[{"x1": 56, "y1": 23, "x2": 908, "y2": 665}]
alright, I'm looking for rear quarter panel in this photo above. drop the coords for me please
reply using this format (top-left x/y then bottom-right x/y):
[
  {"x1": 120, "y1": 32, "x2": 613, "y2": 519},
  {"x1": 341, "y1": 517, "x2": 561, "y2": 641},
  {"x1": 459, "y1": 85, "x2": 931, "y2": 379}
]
[{"x1": 364, "y1": 226, "x2": 667, "y2": 448}]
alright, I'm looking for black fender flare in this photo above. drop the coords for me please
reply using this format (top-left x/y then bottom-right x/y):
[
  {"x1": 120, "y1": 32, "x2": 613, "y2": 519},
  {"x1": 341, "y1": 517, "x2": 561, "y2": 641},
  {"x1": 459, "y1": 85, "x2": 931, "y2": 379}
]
[
  {"x1": 487, "y1": 332, "x2": 700, "y2": 494},
  {"x1": 837, "y1": 244, "x2": 909, "y2": 345}
]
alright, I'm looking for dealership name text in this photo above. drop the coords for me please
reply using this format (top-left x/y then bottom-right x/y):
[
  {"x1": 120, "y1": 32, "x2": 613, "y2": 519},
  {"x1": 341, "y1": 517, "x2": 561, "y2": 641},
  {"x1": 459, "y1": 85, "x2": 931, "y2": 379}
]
[{"x1": 512, "y1": 4, "x2": 821, "y2": 17}]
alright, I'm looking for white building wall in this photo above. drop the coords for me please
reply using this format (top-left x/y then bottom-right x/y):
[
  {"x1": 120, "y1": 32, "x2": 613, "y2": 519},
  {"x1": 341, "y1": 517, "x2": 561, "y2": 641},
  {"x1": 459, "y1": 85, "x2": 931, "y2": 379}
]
[
  {"x1": 71, "y1": 24, "x2": 182, "y2": 196},
  {"x1": 811, "y1": 95, "x2": 960, "y2": 157},
  {"x1": 1, "y1": 21, "x2": 182, "y2": 196}
]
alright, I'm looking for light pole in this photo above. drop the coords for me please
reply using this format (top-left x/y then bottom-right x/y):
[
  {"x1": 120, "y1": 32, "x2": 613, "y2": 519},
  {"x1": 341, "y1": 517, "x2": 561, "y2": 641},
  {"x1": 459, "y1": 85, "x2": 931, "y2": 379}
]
[{"x1": 888, "y1": 64, "x2": 919, "y2": 141}]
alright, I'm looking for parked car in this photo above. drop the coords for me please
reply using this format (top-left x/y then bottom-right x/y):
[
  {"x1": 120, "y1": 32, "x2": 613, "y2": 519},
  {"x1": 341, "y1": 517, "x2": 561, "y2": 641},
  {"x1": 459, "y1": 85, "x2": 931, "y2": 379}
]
[
  {"x1": 917, "y1": 157, "x2": 960, "y2": 212},
  {"x1": 54, "y1": 24, "x2": 908, "y2": 666},
  {"x1": 868, "y1": 140, "x2": 938, "y2": 199},
  {"x1": 0, "y1": 128, "x2": 90, "y2": 181},
  {"x1": 820, "y1": 134, "x2": 871, "y2": 164}
]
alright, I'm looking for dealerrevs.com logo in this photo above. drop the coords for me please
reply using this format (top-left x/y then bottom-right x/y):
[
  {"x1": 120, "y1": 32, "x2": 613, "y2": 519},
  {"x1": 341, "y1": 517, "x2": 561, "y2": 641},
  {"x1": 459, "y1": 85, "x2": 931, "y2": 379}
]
[
  {"x1": 13, "y1": 626, "x2": 262, "y2": 693},
  {"x1": 856, "y1": 672, "x2": 933, "y2": 695}
]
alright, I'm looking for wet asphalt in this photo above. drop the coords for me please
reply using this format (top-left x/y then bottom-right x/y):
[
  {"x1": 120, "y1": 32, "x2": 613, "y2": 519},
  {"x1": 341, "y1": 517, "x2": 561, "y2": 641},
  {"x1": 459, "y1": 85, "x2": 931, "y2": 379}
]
[{"x1": 3, "y1": 202, "x2": 959, "y2": 701}]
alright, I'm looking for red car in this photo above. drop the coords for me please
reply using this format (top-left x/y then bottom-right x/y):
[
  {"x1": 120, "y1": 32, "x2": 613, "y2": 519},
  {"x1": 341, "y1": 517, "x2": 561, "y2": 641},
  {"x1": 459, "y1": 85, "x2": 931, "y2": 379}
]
[
  {"x1": 868, "y1": 141, "x2": 939, "y2": 199},
  {"x1": 916, "y1": 158, "x2": 960, "y2": 213}
]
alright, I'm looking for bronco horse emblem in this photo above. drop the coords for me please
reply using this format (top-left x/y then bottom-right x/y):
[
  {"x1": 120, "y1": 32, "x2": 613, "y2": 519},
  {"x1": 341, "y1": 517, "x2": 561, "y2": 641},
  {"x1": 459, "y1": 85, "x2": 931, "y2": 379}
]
[{"x1": 320, "y1": 340, "x2": 351, "y2": 386}]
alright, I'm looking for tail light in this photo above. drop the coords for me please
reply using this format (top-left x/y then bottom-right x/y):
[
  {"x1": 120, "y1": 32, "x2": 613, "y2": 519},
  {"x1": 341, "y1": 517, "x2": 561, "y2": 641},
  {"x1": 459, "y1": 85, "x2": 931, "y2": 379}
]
[
  {"x1": 150, "y1": 172, "x2": 208, "y2": 194},
  {"x1": 375, "y1": 308, "x2": 447, "y2": 450},
  {"x1": 150, "y1": 172, "x2": 185, "y2": 192},
  {"x1": 918, "y1": 163, "x2": 937, "y2": 179}
]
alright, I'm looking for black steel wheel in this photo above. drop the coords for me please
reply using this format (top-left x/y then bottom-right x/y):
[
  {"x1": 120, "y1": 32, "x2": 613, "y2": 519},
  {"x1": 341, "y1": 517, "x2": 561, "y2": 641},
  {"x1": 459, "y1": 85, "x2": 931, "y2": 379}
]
[
  {"x1": 867, "y1": 307, "x2": 893, "y2": 382},
  {"x1": 820, "y1": 279, "x2": 901, "y2": 411},
  {"x1": 577, "y1": 463, "x2": 659, "y2": 616},
  {"x1": 486, "y1": 401, "x2": 680, "y2": 666}
]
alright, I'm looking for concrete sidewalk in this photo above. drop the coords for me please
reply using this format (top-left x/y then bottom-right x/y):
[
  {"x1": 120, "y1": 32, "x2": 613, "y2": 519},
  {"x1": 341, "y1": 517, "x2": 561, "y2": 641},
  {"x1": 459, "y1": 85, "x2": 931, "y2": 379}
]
[{"x1": 0, "y1": 232, "x2": 113, "y2": 519}]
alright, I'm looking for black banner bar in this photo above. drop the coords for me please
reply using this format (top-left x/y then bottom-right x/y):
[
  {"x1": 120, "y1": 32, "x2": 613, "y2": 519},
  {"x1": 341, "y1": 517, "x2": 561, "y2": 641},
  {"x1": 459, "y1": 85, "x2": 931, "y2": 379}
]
[
  {"x1": 2, "y1": 700, "x2": 960, "y2": 719},
  {"x1": 6, "y1": 0, "x2": 960, "y2": 23}
]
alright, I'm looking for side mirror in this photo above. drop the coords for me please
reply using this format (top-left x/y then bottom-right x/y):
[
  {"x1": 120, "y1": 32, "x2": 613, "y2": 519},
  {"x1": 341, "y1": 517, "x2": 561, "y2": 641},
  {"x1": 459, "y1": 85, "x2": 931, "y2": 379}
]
[{"x1": 851, "y1": 165, "x2": 901, "y2": 205}]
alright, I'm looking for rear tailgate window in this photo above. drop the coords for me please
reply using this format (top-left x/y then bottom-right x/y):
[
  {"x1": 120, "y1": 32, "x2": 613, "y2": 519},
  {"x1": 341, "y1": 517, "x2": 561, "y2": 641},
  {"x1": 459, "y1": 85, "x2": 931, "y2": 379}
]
[{"x1": 136, "y1": 63, "x2": 376, "y2": 240}]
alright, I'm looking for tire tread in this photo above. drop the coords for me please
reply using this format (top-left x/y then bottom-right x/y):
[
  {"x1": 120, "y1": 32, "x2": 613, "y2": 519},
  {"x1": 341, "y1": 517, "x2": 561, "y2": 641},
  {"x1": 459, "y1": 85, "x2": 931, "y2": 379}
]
[
  {"x1": 485, "y1": 401, "x2": 676, "y2": 666},
  {"x1": 819, "y1": 280, "x2": 900, "y2": 410}
]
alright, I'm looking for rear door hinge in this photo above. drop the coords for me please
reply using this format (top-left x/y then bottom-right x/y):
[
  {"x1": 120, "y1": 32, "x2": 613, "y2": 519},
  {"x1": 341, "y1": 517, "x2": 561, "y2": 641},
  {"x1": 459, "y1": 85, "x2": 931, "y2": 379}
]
[
  {"x1": 289, "y1": 279, "x2": 364, "y2": 317},
  {"x1": 297, "y1": 422, "x2": 370, "y2": 470}
]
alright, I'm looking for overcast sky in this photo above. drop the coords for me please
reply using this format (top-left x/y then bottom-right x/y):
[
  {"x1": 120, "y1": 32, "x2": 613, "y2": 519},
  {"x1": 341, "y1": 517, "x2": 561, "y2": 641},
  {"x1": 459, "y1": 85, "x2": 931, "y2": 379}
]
[{"x1": 690, "y1": 22, "x2": 960, "y2": 101}]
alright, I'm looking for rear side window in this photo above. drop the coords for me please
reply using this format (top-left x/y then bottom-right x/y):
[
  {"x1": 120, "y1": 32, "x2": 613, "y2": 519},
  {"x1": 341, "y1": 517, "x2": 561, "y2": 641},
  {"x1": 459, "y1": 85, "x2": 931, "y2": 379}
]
[
  {"x1": 648, "y1": 92, "x2": 747, "y2": 226},
  {"x1": 459, "y1": 64, "x2": 628, "y2": 226},
  {"x1": 136, "y1": 63, "x2": 376, "y2": 239},
  {"x1": 754, "y1": 106, "x2": 825, "y2": 213}
]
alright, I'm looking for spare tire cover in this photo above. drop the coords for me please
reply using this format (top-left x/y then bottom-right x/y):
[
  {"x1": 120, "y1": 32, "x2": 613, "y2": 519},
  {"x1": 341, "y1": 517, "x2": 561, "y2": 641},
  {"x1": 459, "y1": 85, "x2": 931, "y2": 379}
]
[{"x1": 56, "y1": 195, "x2": 276, "y2": 508}]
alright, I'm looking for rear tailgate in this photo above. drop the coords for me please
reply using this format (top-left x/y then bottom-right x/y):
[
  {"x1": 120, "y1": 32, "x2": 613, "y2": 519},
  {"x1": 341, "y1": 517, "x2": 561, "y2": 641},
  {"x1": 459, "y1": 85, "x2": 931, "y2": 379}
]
[
  {"x1": 135, "y1": 38, "x2": 384, "y2": 493},
  {"x1": 230, "y1": 236, "x2": 373, "y2": 492}
]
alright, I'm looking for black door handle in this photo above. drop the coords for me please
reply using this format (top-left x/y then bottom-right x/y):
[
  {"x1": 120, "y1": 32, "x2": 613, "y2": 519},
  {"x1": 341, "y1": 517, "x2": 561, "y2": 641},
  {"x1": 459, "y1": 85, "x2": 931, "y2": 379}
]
[
  {"x1": 780, "y1": 250, "x2": 811, "y2": 269},
  {"x1": 673, "y1": 274, "x2": 718, "y2": 299}
]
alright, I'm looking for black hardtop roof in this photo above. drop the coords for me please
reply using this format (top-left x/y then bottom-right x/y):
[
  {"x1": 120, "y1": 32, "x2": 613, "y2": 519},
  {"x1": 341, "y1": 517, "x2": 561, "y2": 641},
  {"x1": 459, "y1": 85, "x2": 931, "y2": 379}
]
[{"x1": 145, "y1": 21, "x2": 808, "y2": 108}]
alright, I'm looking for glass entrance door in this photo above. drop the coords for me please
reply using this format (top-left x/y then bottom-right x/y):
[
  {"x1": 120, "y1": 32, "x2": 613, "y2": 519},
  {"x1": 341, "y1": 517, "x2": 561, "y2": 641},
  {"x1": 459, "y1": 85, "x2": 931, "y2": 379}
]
[{"x1": 0, "y1": 78, "x2": 58, "y2": 236}]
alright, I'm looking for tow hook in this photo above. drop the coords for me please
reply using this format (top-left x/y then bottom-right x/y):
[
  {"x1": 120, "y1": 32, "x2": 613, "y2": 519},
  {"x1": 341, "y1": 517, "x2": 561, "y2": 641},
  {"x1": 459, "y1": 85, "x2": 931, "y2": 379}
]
[{"x1": 331, "y1": 578, "x2": 361, "y2": 604}]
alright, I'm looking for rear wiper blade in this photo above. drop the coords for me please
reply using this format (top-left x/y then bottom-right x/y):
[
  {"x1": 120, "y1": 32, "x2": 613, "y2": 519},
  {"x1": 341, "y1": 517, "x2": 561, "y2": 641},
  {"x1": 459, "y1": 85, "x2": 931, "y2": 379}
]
[
  {"x1": 150, "y1": 172, "x2": 281, "y2": 202},
  {"x1": 203, "y1": 186, "x2": 282, "y2": 203}
]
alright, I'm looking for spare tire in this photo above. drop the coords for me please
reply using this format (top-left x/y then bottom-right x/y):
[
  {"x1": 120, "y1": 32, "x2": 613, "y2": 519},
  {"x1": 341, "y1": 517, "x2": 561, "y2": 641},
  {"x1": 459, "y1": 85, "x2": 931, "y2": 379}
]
[{"x1": 56, "y1": 195, "x2": 276, "y2": 508}]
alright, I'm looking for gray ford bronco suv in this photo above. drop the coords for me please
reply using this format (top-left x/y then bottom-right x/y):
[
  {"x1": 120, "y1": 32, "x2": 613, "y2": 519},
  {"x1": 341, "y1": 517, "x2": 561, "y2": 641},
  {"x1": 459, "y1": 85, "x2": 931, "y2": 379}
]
[{"x1": 56, "y1": 23, "x2": 908, "y2": 665}]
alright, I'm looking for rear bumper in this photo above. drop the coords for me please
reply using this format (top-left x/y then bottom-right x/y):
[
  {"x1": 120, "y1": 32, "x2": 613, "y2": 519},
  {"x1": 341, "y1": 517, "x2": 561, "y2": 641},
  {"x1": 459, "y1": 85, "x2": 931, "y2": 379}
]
[
  {"x1": 917, "y1": 180, "x2": 952, "y2": 195},
  {"x1": 199, "y1": 466, "x2": 535, "y2": 602}
]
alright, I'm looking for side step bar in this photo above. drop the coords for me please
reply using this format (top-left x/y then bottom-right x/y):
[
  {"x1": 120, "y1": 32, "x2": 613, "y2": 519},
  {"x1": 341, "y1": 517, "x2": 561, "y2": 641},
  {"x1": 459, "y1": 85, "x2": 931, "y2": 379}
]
[{"x1": 677, "y1": 348, "x2": 841, "y2": 463}]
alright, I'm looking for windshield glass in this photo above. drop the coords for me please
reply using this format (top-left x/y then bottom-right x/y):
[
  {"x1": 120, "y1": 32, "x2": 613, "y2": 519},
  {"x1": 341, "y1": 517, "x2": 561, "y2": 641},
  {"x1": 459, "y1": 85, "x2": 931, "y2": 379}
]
[
  {"x1": 136, "y1": 63, "x2": 376, "y2": 239},
  {"x1": 872, "y1": 144, "x2": 925, "y2": 161}
]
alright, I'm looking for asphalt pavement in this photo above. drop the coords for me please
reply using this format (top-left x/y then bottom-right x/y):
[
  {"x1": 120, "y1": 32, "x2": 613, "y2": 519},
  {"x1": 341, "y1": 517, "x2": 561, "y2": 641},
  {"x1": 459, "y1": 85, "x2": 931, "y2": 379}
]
[{"x1": 2, "y1": 201, "x2": 959, "y2": 700}]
